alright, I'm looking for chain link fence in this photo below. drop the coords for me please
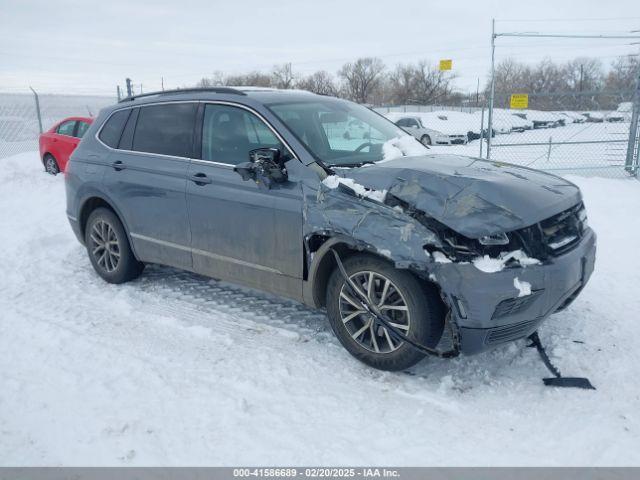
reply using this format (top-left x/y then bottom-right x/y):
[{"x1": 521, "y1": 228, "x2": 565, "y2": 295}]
[
  {"x1": 485, "y1": 90, "x2": 637, "y2": 177},
  {"x1": 1, "y1": 88, "x2": 638, "y2": 178},
  {"x1": 0, "y1": 92, "x2": 115, "y2": 159}
]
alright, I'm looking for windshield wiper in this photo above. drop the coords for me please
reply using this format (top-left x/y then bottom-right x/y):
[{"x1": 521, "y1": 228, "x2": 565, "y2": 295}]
[{"x1": 328, "y1": 161, "x2": 375, "y2": 168}]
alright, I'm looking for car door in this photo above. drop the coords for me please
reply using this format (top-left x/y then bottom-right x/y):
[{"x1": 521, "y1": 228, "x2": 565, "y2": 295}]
[
  {"x1": 101, "y1": 103, "x2": 195, "y2": 270},
  {"x1": 52, "y1": 120, "x2": 78, "y2": 167},
  {"x1": 186, "y1": 102, "x2": 303, "y2": 300}
]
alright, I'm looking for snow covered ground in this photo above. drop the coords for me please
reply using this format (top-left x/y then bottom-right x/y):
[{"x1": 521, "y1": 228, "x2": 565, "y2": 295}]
[{"x1": 1, "y1": 151, "x2": 640, "y2": 466}]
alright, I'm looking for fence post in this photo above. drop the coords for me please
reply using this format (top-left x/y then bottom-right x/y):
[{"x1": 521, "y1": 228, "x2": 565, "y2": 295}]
[
  {"x1": 486, "y1": 18, "x2": 496, "y2": 160},
  {"x1": 479, "y1": 106, "x2": 485, "y2": 158},
  {"x1": 29, "y1": 86, "x2": 43, "y2": 134},
  {"x1": 625, "y1": 70, "x2": 640, "y2": 177}
]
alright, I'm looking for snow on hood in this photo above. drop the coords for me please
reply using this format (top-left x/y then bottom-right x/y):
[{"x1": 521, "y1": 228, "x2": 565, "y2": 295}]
[
  {"x1": 382, "y1": 135, "x2": 429, "y2": 161},
  {"x1": 340, "y1": 154, "x2": 582, "y2": 238},
  {"x1": 322, "y1": 175, "x2": 387, "y2": 203}
]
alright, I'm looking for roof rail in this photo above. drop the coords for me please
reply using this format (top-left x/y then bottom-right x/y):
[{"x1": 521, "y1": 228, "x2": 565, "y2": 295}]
[{"x1": 118, "y1": 87, "x2": 246, "y2": 103}]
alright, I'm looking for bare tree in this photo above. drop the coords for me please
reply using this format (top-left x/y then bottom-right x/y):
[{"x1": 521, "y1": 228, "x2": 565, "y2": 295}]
[
  {"x1": 412, "y1": 61, "x2": 455, "y2": 104},
  {"x1": 605, "y1": 56, "x2": 640, "y2": 92},
  {"x1": 388, "y1": 64, "x2": 415, "y2": 104},
  {"x1": 563, "y1": 58, "x2": 604, "y2": 92},
  {"x1": 338, "y1": 57, "x2": 386, "y2": 104},
  {"x1": 225, "y1": 72, "x2": 273, "y2": 87},
  {"x1": 271, "y1": 63, "x2": 297, "y2": 89},
  {"x1": 297, "y1": 70, "x2": 337, "y2": 95}
]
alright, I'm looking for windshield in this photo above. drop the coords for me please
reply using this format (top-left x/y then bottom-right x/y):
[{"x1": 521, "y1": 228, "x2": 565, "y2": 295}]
[{"x1": 266, "y1": 98, "x2": 407, "y2": 167}]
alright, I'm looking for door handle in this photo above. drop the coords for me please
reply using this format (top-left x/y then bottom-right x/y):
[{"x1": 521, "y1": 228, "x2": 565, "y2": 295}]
[
  {"x1": 190, "y1": 172, "x2": 212, "y2": 185},
  {"x1": 111, "y1": 160, "x2": 125, "y2": 171}
]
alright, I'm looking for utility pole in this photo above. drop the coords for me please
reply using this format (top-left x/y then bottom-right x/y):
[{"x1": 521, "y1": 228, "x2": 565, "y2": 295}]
[
  {"x1": 117, "y1": 85, "x2": 122, "y2": 101},
  {"x1": 126, "y1": 78, "x2": 133, "y2": 98},
  {"x1": 579, "y1": 64, "x2": 584, "y2": 92},
  {"x1": 161, "y1": 76, "x2": 164, "y2": 91},
  {"x1": 476, "y1": 77, "x2": 480, "y2": 107}
]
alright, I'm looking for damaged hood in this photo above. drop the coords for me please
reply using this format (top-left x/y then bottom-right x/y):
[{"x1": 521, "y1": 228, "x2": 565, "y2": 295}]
[{"x1": 341, "y1": 155, "x2": 582, "y2": 238}]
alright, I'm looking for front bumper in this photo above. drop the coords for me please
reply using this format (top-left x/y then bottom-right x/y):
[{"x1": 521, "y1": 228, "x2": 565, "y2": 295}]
[{"x1": 433, "y1": 228, "x2": 596, "y2": 355}]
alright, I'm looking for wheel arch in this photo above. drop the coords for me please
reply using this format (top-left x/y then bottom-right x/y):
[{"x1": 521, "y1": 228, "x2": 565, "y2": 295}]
[
  {"x1": 77, "y1": 194, "x2": 140, "y2": 260},
  {"x1": 304, "y1": 234, "x2": 396, "y2": 309}
]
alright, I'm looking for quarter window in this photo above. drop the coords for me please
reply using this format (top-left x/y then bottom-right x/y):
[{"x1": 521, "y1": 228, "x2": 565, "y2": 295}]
[
  {"x1": 56, "y1": 120, "x2": 76, "y2": 136},
  {"x1": 133, "y1": 103, "x2": 197, "y2": 158},
  {"x1": 99, "y1": 109, "x2": 131, "y2": 148},
  {"x1": 201, "y1": 104, "x2": 287, "y2": 165}
]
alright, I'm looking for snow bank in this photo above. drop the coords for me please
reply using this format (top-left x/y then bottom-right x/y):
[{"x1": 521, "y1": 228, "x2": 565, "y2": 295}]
[
  {"x1": 322, "y1": 174, "x2": 387, "y2": 202},
  {"x1": 472, "y1": 250, "x2": 540, "y2": 273},
  {"x1": 382, "y1": 135, "x2": 429, "y2": 161}
]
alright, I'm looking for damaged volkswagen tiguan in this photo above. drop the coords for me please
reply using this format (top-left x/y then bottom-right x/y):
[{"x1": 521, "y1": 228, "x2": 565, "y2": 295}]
[{"x1": 65, "y1": 87, "x2": 596, "y2": 371}]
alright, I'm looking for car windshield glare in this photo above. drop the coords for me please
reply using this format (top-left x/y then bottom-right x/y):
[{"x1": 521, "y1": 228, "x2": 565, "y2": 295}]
[{"x1": 266, "y1": 99, "x2": 406, "y2": 167}]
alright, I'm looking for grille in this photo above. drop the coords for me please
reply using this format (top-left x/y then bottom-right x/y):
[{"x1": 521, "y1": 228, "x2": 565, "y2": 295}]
[
  {"x1": 539, "y1": 203, "x2": 585, "y2": 255},
  {"x1": 514, "y1": 202, "x2": 587, "y2": 259},
  {"x1": 492, "y1": 291, "x2": 541, "y2": 320},
  {"x1": 486, "y1": 318, "x2": 541, "y2": 345}
]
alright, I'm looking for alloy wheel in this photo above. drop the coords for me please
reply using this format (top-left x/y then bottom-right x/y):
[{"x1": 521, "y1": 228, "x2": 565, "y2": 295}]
[
  {"x1": 89, "y1": 220, "x2": 120, "y2": 273},
  {"x1": 338, "y1": 271, "x2": 410, "y2": 354}
]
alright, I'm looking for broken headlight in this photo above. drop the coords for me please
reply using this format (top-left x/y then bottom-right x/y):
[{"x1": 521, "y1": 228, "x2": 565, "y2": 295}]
[{"x1": 578, "y1": 206, "x2": 588, "y2": 231}]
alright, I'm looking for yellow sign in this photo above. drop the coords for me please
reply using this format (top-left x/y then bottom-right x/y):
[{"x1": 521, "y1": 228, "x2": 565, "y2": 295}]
[
  {"x1": 439, "y1": 59, "x2": 452, "y2": 71},
  {"x1": 510, "y1": 94, "x2": 529, "y2": 109}
]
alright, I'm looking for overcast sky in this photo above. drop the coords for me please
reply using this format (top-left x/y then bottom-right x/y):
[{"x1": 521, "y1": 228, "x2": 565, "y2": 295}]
[{"x1": 1, "y1": 0, "x2": 639, "y2": 96}]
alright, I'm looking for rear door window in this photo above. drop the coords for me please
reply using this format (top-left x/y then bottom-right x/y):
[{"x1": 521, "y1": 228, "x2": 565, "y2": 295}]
[
  {"x1": 75, "y1": 121, "x2": 91, "y2": 138},
  {"x1": 99, "y1": 109, "x2": 131, "y2": 148},
  {"x1": 56, "y1": 120, "x2": 76, "y2": 136},
  {"x1": 133, "y1": 103, "x2": 197, "y2": 158}
]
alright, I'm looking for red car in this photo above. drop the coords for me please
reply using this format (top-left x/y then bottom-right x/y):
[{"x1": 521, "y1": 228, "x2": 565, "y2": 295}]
[{"x1": 39, "y1": 116, "x2": 93, "y2": 175}]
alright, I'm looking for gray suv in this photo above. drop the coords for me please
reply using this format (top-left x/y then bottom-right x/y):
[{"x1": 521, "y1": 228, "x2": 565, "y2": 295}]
[{"x1": 65, "y1": 87, "x2": 596, "y2": 371}]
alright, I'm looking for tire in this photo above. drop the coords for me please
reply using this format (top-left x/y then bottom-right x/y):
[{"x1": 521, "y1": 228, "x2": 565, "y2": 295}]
[
  {"x1": 420, "y1": 135, "x2": 432, "y2": 146},
  {"x1": 85, "y1": 207, "x2": 144, "y2": 284},
  {"x1": 43, "y1": 154, "x2": 60, "y2": 175},
  {"x1": 326, "y1": 254, "x2": 445, "y2": 371}
]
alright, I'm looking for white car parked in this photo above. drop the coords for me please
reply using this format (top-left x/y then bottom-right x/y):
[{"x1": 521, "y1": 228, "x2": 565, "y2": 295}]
[{"x1": 384, "y1": 112, "x2": 467, "y2": 145}]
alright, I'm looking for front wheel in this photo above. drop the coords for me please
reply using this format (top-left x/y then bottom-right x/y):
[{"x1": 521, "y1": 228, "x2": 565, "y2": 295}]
[
  {"x1": 326, "y1": 254, "x2": 445, "y2": 371},
  {"x1": 420, "y1": 135, "x2": 432, "y2": 146},
  {"x1": 85, "y1": 207, "x2": 144, "y2": 284}
]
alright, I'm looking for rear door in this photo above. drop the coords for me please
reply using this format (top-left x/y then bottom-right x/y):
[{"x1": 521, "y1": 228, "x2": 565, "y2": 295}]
[
  {"x1": 186, "y1": 102, "x2": 303, "y2": 299},
  {"x1": 101, "y1": 103, "x2": 196, "y2": 269},
  {"x1": 52, "y1": 120, "x2": 78, "y2": 167}
]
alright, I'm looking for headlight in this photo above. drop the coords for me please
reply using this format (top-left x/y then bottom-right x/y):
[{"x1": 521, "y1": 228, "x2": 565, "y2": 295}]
[
  {"x1": 478, "y1": 232, "x2": 510, "y2": 245},
  {"x1": 578, "y1": 207, "x2": 588, "y2": 230}
]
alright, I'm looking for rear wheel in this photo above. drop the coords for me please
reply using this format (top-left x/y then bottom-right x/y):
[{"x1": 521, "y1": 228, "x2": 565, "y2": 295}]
[
  {"x1": 420, "y1": 135, "x2": 432, "y2": 146},
  {"x1": 85, "y1": 208, "x2": 144, "y2": 284},
  {"x1": 326, "y1": 254, "x2": 445, "y2": 371},
  {"x1": 43, "y1": 154, "x2": 59, "y2": 175}
]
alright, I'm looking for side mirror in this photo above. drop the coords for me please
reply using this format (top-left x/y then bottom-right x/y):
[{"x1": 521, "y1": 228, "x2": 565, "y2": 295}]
[
  {"x1": 234, "y1": 148, "x2": 288, "y2": 189},
  {"x1": 233, "y1": 162, "x2": 256, "y2": 182}
]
